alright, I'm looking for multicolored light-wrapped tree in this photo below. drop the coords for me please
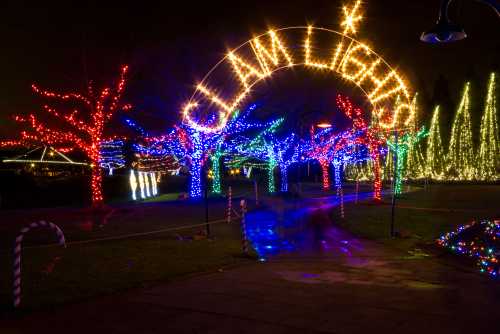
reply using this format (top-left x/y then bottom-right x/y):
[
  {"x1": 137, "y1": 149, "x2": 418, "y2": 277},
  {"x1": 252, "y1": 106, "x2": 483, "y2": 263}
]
[
  {"x1": 335, "y1": 94, "x2": 385, "y2": 200},
  {"x1": 207, "y1": 104, "x2": 274, "y2": 194},
  {"x1": 447, "y1": 82, "x2": 475, "y2": 180},
  {"x1": 386, "y1": 127, "x2": 428, "y2": 195},
  {"x1": 477, "y1": 73, "x2": 499, "y2": 181},
  {"x1": 133, "y1": 143, "x2": 181, "y2": 174},
  {"x1": 11, "y1": 65, "x2": 130, "y2": 207}
]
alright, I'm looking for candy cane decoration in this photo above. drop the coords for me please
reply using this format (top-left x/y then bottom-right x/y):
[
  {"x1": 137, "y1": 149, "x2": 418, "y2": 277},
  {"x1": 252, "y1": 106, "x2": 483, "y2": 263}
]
[
  {"x1": 13, "y1": 221, "x2": 66, "y2": 308},
  {"x1": 240, "y1": 199, "x2": 249, "y2": 254},
  {"x1": 227, "y1": 186, "x2": 232, "y2": 223}
]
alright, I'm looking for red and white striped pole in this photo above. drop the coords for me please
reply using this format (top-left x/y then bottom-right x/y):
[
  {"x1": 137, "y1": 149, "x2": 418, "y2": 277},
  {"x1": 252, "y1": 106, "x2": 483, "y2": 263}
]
[
  {"x1": 227, "y1": 186, "x2": 232, "y2": 223},
  {"x1": 13, "y1": 221, "x2": 66, "y2": 308},
  {"x1": 240, "y1": 199, "x2": 248, "y2": 254}
]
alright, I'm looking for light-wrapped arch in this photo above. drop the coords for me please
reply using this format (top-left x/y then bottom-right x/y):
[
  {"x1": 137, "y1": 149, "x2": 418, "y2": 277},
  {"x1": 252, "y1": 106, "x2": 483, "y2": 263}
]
[{"x1": 182, "y1": 26, "x2": 413, "y2": 133}]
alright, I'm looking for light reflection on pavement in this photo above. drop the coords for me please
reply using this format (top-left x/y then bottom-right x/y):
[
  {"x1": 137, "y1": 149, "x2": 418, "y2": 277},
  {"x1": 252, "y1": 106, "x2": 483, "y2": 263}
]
[{"x1": 245, "y1": 191, "x2": 375, "y2": 261}]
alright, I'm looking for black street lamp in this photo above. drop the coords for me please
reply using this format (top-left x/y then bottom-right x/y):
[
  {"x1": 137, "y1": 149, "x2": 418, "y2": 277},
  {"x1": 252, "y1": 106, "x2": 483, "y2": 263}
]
[{"x1": 421, "y1": 0, "x2": 499, "y2": 43}]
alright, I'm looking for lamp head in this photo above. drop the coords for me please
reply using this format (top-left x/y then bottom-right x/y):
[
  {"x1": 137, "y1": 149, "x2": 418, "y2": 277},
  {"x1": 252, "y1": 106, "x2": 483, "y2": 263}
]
[
  {"x1": 420, "y1": 18, "x2": 467, "y2": 43},
  {"x1": 316, "y1": 122, "x2": 333, "y2": 128},
  {"x1": 421, "y1": 0, "x2": 467, "y2": 43}
]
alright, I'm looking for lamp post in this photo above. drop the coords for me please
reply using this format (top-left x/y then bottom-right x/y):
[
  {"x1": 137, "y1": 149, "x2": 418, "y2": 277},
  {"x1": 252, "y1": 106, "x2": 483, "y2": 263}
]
[
  {"x1": 204, "y1": 166, "x2": 210, "y2": 237},
  {"x1": 390, "y1": 130, "x2": 398, "y2": 238}
]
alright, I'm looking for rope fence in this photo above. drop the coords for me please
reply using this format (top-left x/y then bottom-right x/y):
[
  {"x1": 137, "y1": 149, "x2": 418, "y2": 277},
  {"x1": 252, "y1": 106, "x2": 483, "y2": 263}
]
[{"x1": 17, "y1": 217, "x2": 239, "y2": 250}]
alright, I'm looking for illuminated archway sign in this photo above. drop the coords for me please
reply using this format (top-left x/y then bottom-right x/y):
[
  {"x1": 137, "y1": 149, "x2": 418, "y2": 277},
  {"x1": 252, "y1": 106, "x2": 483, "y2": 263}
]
[
  {"x1": 181, "y1": 1, "x2": 414, "y2": 200},
  {"x1": 182, "y1": 1, "x2": 413, "y2": 134}
]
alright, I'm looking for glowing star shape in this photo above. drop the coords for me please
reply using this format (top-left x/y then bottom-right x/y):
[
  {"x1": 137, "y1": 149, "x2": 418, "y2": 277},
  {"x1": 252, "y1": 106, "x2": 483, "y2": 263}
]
[{"x1": 341, "y1": 0, "x2": 363, "y2": 35}]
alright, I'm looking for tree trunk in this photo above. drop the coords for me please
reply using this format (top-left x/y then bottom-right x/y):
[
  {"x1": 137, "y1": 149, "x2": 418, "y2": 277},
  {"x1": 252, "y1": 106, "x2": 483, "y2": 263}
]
[
  {"x1": 333, "y1": 163, "x2": 341, "y2": 191},
  {"x1": 372, "y1": 154, "x2": 382, "y2": 201},
  {"x1": 320, "y1": 160, "x2": 330, "y2": 190},
  {"x1": 190, "y1": 158, "x2": 203, "y2": 198},
  {"x1": 280, "y1": 165, "x2": 288, "y2": 192},
  {"x1": 211, "y1": 155, "x2": 222, "y2": 194},
  {"x1": 91, "y1": 160, "x2": 104, "y2": 208},
  {"x1": 268, "y1": 163, "x2": 276, "y2": 193}
]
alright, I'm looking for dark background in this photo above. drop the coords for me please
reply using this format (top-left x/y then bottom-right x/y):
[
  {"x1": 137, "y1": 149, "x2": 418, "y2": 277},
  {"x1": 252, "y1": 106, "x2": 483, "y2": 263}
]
[{"x1": 0, "y1": 0, "x2": 498, "y2": 139}]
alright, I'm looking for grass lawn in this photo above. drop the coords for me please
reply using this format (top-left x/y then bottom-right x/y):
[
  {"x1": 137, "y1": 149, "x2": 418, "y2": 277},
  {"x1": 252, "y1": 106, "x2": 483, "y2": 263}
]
[
  {"x1": 336, "y1": 183, "x2": 500, "y2": 251},
  {"x1": 143, "y1": 193, "x2": 181, "y2": 202},
  {"x1": 0, "y1": 183, "x2": 497, "y2": 313},
  {"x1": 0, "y1": 221, "x2": 254, "y2": 313}
]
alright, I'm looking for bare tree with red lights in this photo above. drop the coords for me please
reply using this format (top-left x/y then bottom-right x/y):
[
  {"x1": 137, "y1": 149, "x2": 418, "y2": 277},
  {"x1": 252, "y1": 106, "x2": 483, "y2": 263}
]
[{"x1": 11, "y1": 65, "x2": 130, "y2": 207}]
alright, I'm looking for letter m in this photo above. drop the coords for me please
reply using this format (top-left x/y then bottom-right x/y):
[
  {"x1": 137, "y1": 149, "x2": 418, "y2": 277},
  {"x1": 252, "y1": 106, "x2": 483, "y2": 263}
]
[{"x1": 251, "y1": 31, "x2": 294, "y2": 75}]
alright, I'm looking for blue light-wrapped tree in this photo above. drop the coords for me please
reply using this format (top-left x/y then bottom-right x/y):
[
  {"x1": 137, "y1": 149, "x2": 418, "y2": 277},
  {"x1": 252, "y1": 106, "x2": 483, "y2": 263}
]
[
  {"x1": 171, "y1": 104, "x2": 278, "y2": 198},
  {"x1": 99, "y1": 139, "x2": 126, "y2": 176}
]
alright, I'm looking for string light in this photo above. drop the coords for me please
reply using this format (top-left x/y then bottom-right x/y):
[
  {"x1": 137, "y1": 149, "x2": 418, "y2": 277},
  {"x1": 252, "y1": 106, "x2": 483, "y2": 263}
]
[
  {"x1": 144, "y1": 171, "x2": 151, "y2": 197},
  {"x1": 150, "y1": 172, "x2": 158, "y2": 195},
  {"x1": 138, "y1": 171, "x2": 146, "y2": 199},
  {"x1": 425, "y1": 106, "x2": 446, "y2": 179},
  {"x1": 207, "y1": 104, "x2": 273, "y2": 194},
  {"x1": 99, "y1": 139, "x2": 125, "y2": 176},
  {"x1": 232, "y1": 118, "x2": 296, "y2": 193},
  {"x1": 386, "y1": 127, "x2": 428, "y2": 195},
  {"x1": 2, "y1": 146, "x2": 88, "y2": 166},
  {"x1": 437, "y1": 219, "x2": 499, "y2": 278},
  {"x1": 182, "y1": 2, "x2": 413, "y2": 133},
  {"x1": 335, "y1": 94, "x2": 385, "y2": 199},
  {"x1": 10, "y1": 65, "x2": 130, "y2": 207},
  {"x1": 251, "y1": 30, "x2": 294, "y2": 74},
  {"x1": 169, "y1": 104, "x2": 273, "y2": 197},
  {"x1": 477, "y1": 73, "x2": 499, "y2": 181},
  {"x1": 405, "y1": 94, "x2": 426, "y2": 179},
  {"x1": 130, "y1": 169, "x2": 138, "y2": 200},
  {"x1": 447, "y1": 82, "x2": 475, "y2": 180},
  {"x1": 123, "y1": 117, "x2": 149, "y2": 137},
  {"x1": 341, "y1": 0, "x2": 363, "y2": 35}
]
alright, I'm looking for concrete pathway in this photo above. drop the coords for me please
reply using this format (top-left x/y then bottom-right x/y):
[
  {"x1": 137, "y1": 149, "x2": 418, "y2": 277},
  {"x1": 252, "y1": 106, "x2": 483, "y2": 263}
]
[{"x1": 3, "y1": 222, "x2": 499, "y2": 334}]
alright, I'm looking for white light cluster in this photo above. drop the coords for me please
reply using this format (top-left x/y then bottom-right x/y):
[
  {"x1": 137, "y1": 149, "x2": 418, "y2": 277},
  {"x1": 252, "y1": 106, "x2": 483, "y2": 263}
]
[{"x1": 129, "y1": 169, "x2": 160, "y2": 201}]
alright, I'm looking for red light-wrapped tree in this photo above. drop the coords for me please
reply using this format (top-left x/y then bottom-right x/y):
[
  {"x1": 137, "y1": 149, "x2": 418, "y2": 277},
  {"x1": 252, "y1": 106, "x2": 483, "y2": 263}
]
[{"x1": 11, "y1": 65, "x2": 130, "y2": 207}]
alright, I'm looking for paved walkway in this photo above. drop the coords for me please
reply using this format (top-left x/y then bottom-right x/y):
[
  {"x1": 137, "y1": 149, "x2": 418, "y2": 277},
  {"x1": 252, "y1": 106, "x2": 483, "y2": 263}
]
[{"x1": 3, "y1": 223, "x2": 499, "y2": 334}]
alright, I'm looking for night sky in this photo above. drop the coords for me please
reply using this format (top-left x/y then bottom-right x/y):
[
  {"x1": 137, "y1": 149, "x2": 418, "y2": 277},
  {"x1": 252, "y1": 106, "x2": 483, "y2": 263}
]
[{"x1": 1, "y1": 0, "x2": 498, "y2": 139}]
